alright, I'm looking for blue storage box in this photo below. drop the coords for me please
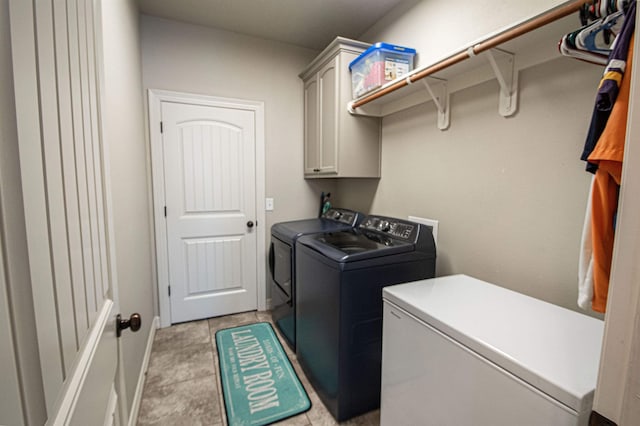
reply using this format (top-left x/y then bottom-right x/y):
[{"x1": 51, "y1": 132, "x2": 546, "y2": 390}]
[{"x1": 349, "y1": 42, "x2": 416, "y2": 98}]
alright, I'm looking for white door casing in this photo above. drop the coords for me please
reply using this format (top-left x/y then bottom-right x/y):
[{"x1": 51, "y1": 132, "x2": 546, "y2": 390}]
[{"x1": 149, "y1": 90, "x2": 266, "y2": 327}]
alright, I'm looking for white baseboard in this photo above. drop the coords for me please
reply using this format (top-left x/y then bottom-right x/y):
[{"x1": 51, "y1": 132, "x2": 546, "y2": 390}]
[{"x1": 128, "y1": 316, "x2": 159, "y2": 426}]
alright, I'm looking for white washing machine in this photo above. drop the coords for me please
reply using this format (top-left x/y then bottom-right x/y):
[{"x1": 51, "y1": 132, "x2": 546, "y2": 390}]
[{"x1": 380, "y1": 274, "x2": 604, "y2": 426}]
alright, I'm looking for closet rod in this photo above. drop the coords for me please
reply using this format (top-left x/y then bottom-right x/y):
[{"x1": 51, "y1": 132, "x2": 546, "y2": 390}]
[{"x1": 350, "y1": 0, "x2": 590, "y2": 110}]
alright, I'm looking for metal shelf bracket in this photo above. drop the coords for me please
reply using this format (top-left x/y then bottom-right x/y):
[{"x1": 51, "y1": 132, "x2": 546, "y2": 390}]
[
  {"x1": 421, "y1": 77, "x2": 450, "y2": 130},
  {"x1": 483, "y1": 48, "x2": 518, "y2": 117}
]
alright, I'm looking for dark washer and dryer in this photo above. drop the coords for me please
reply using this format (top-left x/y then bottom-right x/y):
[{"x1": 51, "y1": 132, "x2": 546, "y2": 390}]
[
  {"x1": 268, "y1": 208, "x2": 364, "y2": 351},
  {"x1": 294, "y1": 215, "x2": 436, "y2": 421}
]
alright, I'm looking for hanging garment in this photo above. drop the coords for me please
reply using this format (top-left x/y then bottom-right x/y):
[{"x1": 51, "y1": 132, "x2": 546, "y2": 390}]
[
  {"x1": 577, "y1": 1, "x2": 635, "y2": 311},
  {"x1": 578, "y1": 176, "x2": 595, "y2": 310},
  {"x1": 581, "y1": 0, "x2": 636, "y2": 172},
  {"x1": 587, "y1": 34, "x2": 634, "y2": 313}
]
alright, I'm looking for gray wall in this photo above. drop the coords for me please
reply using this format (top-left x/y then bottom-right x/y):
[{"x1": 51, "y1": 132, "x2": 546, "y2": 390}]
[
  {"x1": 362, "y1": 0, "x2": 577, "y2": 68},
  {"x1": 139, "y1": 15, "x2": 337, "y2": 300},
  {"x1": 335, "y1": 0, "x2": 603, "y2": 314},
  {"x1": 101, "y1": 0, "x2": 156, "y2": 416}
]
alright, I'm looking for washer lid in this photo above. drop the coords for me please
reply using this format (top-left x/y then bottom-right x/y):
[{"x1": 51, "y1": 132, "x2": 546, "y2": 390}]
[
  {"x1": 383, "y1": 275, "x2": 604, "y2": 413},
  {"x1": 271, "y1": 208, "x2": 363, "y2": 244},
  {"x1": 298, "y1": 230, "x2": 414, "y2": 262},
  {"x1": 271, "y1": 218, "x2": 353, "y2": 244}
]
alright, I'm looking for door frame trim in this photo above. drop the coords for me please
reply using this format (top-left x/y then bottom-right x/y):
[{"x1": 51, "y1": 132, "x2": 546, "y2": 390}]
[{"x1": 148, "y1": 89, "x2": 266, "y2": 328}]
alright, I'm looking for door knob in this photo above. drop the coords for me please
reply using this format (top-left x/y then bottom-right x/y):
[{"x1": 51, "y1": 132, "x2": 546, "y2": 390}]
[
  {"x1": 116, "y1": 313, "x2": 142, "y2": 337},
  {"x1": 247, "y1": 221, "x2": 254, "y2": 228}
]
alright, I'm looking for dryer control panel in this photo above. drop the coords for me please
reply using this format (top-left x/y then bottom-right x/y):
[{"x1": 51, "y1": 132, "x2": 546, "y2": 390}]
[{"x1": 323, "y1": 208, "x2": 361, "y2": 226}]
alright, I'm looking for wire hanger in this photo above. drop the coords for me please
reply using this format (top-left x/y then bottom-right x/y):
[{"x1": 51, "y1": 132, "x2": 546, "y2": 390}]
[{"x1": 562, "y1": 0, "x2": 630, "y2": 64}]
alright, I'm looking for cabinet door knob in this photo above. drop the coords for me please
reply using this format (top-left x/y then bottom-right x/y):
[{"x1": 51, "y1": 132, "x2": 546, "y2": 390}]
[
  {"x1": 313, "y1": 168, "x2": 320, "y2": 172},
  {"x1": 247, "y1": 221, "x2": 255, "y2": 228}
]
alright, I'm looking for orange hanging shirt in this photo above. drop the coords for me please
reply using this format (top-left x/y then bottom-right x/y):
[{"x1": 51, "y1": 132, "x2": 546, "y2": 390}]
[{"x1": 587, "y1": 35, "x2": 634, "y2": 313}]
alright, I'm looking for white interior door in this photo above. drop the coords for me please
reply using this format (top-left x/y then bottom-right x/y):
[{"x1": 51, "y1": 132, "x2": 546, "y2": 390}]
[
  {"x1": 162, "y1": 101, "x2": 258, "y2": 323},
  {"x1": 8, "y1": 0, "x2": 125, "y2": 424}
]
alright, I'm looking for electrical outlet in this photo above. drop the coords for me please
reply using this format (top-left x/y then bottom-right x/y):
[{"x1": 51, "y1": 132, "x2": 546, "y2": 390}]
[
  {"x1": 408, "y1": 216, "x2": 438, "y2": 246},
  {"x1": 265, "y1": 198, "x2": 274, "y2": 211}
]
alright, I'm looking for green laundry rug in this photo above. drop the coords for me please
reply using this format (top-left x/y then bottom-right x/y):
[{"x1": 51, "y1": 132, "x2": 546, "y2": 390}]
[{"x1": 216, "y1": 322, "x2": 311, "y2": 426}]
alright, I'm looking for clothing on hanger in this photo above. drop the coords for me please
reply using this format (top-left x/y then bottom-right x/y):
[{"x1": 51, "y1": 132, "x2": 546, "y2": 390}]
[
  {"x1": 587, "y1": 34, "x2": 633, "y2": 313},
  {"x1": 580, "y1": 0, "x2": 636, "y2": 172},
  {"x1": 578, "y1": 176, "x2": 596, "y2": 310},
  {"x1": 577, "y1": 0, "x2": 635, "y2": 313}
]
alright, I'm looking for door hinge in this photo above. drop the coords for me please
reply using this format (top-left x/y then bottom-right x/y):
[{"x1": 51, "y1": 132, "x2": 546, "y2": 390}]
[
  {"x1": 160, "y1": 121, "x2": 163, "y2": 133},
  {"x1": 164, "y1": 206, "x2": 167, "y2": 217},
  {"x1": 168, "y1": 286, "x2": 171, "y2": 297}
]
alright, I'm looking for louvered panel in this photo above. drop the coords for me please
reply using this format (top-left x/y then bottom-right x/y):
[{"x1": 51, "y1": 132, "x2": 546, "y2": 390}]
[
  {"x1": 212, "y1": 125, "x2": 223, "y2": 209},
  {"x1": 226, "y1": 126, "x2": 242, "y2": 211},
  {"x1": 54, "y1": 0, "x2": 89, "y2": 348},
  {"x1": 84, "y1": 0, "x2": 109, "y2": 303},
  {"x1": 217, "y1": 125, "x2": 242, "y2": 211},
  {"x1": 77, "y1": 0, "x2": 101, "y2": 322},
  {"x1": 67, "y1": 0, "x2": 94, "y2": 340},
  {"x1": 183, "y1": 237, "x2": 243, "y2": 295},
  {"x1": 180, "y1": 122, "x2": 243, "y2": 214},
  {"x1": 67, "y1": 0, "x2": 98, "y2": 328},
  {"x1": 33, "y1": 0, "x2": 78, "y2": 377},
  {"x1": 192, "y1": 124, "x2": 204, "y2": 211},
  {"x1": 219, "y1": 127, "x2": 232, "y2": 209},
  {"x1": 214, "y1": 238, "x2": 224, "y2": 292},
  {"x1": 181, "y1": 126, "x2": 193, "y2": 212},
  {"x1": 202, "y1": 125, "x2": 214, "y2": 209}
]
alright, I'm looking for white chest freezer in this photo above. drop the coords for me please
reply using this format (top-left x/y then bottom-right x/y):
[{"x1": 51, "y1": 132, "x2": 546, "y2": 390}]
[{"x1": 380, "y1": 275, "x2": 604, "y2": 426}]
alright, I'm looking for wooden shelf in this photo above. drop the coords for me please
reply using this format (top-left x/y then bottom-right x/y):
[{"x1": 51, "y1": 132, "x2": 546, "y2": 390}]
[{"x1": 348, "y1": 3, "x2": 591, "y2": 122}]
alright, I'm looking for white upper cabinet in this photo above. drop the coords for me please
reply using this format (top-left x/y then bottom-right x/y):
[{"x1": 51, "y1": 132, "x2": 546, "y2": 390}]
[{"x1": 300, "y1": 37, "x2": 381, "y2": 178}]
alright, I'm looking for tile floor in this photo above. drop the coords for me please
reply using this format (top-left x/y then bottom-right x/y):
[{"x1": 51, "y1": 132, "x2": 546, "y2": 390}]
[{"x1": 137, "y1": 311, "x2": 380, "y2": 425}]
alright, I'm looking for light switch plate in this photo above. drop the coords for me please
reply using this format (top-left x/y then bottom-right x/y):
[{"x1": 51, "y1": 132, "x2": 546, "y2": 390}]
[{"x1": 265, "y1": 198, "x2": 274, "y2": 211}]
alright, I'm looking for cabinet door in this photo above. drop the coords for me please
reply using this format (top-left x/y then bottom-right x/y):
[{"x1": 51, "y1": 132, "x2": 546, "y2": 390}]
[
  {"x1": 303, "y1": 74, "x2": 320, "y2": 174},
  {"x1": 319, "y1": 57, "x2": 338, "y2": 174}
]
